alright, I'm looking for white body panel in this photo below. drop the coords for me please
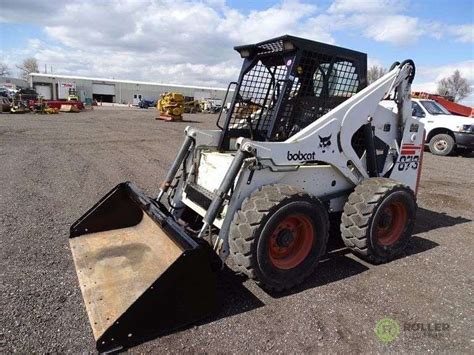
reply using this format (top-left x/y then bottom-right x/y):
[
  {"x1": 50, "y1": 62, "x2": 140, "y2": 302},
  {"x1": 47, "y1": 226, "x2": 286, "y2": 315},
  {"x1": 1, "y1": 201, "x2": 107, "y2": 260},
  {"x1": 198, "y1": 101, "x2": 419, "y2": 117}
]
[
  {"x1": 412, "y1": 98, "x2": 473, "y2": 137},
  {"x1": 196, "y1": 152, "x2": 235, "y2": 193}
]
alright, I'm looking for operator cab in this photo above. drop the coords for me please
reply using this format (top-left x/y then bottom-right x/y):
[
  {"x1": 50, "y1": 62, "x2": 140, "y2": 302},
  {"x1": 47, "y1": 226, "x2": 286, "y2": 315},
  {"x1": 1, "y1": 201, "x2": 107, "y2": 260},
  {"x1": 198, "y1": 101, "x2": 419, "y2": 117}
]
[{"x1": 217, "y1": 35, "x2": 367, "y2": 150}]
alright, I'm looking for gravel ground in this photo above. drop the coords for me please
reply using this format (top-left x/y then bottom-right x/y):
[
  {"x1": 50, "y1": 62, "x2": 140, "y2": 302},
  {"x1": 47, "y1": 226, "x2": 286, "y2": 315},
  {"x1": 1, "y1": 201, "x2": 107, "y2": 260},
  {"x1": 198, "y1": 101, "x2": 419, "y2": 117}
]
[{"x1": 1, "y1": 108, "x2": 473, "y2": 353}]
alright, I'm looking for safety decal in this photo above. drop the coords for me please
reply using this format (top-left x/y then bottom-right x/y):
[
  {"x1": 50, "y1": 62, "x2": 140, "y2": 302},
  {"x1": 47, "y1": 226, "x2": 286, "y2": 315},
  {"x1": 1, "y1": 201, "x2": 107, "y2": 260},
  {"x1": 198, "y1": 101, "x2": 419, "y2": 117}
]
[{"x1": 400, "y1": 143, "x2": 422, "y2": 155}]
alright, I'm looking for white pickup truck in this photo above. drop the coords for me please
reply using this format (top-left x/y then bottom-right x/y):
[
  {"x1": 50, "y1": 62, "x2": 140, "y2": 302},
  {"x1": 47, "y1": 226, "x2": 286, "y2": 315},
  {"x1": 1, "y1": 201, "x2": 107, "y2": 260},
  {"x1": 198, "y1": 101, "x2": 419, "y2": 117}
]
[{"x1": 411, "y1": 98, "x2": 474, "y2": 155}]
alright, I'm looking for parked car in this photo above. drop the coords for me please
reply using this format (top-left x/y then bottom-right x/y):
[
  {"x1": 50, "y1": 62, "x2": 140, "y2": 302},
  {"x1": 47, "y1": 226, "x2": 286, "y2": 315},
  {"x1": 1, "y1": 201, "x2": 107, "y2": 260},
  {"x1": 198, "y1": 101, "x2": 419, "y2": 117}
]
[
  {"x1": 411, "y1": 98, "x2": 473, "y2": 155},
  {"x1": 138, "y1": 99, "x2": 155, "y2": 109}
]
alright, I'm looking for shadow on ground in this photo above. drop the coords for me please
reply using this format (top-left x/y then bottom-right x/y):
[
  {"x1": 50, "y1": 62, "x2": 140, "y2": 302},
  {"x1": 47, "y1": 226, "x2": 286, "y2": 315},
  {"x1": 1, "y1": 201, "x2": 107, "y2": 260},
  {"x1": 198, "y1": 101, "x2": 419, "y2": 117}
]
[
  {"x1": 121, "y1": 207, "x2": 470, "y2": 351},
  {"x1": 272, "y1": 207, "x2": 470, "y2": 298},
  {"x1": 414, "y1": 207, "x2": 471, "y2": 234}
]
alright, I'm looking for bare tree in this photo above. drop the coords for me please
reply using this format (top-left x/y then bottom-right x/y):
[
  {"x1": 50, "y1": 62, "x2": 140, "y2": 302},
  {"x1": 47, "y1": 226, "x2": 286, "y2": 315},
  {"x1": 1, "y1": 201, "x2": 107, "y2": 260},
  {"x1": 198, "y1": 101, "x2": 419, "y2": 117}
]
[
  {"x1": 0, "y1": 62, "x2": 10, "y2": 77},
  {"x1": 437, "y1": 70, "x2": 471, "y2": 102},
  {"x1": 367, "y1": 65, "x2": 387, "y2": 84},
  {"x1": 16, "y1": 58, "x2": 39, "y2": 80}
]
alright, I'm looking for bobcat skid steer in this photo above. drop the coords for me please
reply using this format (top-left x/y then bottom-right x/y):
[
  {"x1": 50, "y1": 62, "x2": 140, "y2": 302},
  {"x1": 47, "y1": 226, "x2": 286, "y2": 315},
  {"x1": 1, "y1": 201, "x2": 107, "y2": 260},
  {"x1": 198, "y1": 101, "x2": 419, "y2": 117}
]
[{"x1": 69, "y1": 35, "x2": 423, "y2": 352}]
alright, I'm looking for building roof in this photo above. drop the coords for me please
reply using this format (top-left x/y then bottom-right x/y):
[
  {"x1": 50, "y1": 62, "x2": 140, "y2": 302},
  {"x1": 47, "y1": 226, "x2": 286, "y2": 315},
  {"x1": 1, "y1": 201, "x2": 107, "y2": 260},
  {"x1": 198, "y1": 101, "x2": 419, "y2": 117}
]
[{"x1": 28, "y1": 73, "x2": 227, "y2": 91}]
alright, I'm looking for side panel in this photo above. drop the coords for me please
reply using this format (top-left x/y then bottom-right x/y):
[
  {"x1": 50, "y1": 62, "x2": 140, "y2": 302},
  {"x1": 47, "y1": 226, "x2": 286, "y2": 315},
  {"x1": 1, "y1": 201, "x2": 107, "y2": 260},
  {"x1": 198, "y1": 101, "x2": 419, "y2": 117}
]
[{"x1": 196, "y1": 152, "x2": 235, "y2": 193}]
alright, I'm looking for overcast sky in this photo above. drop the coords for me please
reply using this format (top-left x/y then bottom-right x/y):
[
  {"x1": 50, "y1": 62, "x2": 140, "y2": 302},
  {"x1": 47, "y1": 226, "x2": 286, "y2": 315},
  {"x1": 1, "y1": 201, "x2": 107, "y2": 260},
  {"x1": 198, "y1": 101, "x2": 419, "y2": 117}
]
[{"x1": 1, "y1": 0, "x2": 473, "y2": 103}]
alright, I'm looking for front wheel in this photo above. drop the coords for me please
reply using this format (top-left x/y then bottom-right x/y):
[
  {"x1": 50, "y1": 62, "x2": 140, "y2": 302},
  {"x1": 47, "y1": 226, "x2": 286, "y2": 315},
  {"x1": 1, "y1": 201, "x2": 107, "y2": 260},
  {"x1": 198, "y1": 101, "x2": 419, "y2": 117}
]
[
  {"x1": 428, "y1": 133, "x2": 454, "y2": 156},
  {"x1": 229, "y1": 185, "x2": 329, "y2": 291}
]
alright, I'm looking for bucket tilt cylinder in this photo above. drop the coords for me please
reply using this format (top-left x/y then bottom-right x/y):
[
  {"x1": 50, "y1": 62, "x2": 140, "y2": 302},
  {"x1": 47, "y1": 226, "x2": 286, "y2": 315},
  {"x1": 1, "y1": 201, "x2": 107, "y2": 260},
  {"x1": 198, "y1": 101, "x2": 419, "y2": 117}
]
[{"x1": 157, "y1": 134, "x2": 194, "y2": 201}]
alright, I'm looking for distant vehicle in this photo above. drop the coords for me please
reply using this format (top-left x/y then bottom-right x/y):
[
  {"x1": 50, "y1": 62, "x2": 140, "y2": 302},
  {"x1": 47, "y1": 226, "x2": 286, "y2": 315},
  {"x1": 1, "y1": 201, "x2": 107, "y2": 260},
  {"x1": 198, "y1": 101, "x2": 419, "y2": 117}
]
[
  {"x1": 382, "y1": 98, "x2": 474, "y2": 156},
  {"x1": 67, "y1": 88, "x2": 79, "y2": 101},
  {"x1": 411, "y1": 98, "x2": 473, "y2": 155},
  {"x1": 200, "y1": 98, "x2": 222, "y2": 113},
  {"x1": 15, "y1": 88, "x2": 38, "y2": 101},
  {"x1": 138, "y1": 99, "x2": 155, "y2": 109},
  {"x1": 412, "y1": 91, "x2": 473, "y2": 117},
  {"x1": 0, "y1": 87, "x2": 15, "y2": 99}
]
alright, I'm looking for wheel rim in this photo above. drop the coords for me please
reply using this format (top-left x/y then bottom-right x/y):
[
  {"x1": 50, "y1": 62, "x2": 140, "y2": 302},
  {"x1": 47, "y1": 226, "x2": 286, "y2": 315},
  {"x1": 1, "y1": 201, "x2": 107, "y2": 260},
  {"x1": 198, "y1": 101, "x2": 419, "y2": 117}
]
[
  {"x1": 434, "y1": 139, "x2": 447, "y2": 152},
  {"x1": 374, "y1": 201, "x2": 408, "y2": 246},
  {"x1": 268, "y1": 214, "x2": 314, "y2": 269}
]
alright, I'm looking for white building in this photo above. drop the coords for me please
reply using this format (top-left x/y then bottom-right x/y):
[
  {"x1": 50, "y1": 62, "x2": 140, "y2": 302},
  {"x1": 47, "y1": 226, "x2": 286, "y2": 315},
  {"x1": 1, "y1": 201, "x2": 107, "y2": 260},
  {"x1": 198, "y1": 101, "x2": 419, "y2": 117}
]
[{"x1": 28, "y1": 73, "x2": 228, "y2": 104}]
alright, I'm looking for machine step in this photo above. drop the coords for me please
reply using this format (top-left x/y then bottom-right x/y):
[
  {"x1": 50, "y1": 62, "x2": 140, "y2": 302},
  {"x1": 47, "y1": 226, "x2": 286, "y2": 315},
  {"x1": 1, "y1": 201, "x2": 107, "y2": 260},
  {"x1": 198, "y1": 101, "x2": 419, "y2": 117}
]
[{"x1": 184, "y1": 182, "x2": 216, "y2": 210}]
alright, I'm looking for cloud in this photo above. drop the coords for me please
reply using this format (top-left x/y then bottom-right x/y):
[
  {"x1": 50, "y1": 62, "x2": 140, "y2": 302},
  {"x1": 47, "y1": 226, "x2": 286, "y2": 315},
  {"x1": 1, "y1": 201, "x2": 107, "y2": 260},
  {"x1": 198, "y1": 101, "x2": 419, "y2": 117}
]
[
  {"x1": 328, "y1": 0, "x2": 407, "y2": 14},
  {"x1": 362, "y1": 15, "x2": 421, "y2": 44},
  {"x1": 2, "y1": 0, "x2": 338, "y2": 86},
  {"x1": 1, "y1": 0, "x2": 472, "y2": 90},
  {"x1": 0, "y1": 0, "x2": 68, "y2": 24},
  {"x1": 412, "y1": 60, "x2": 474, "y2": 105},
  {"x1": 327, "y1": 0, "x2": 460, "y2": 45},
  {"x1": 449, "y1": 24, "x2": 474, "y2": 43}
]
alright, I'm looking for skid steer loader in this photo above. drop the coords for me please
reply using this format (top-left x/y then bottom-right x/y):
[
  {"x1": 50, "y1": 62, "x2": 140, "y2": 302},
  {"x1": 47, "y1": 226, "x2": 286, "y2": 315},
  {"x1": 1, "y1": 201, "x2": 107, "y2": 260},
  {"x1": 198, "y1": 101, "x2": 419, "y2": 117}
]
[{"x1": 70, "y1": 35, "x2": 423, "y2": 352}]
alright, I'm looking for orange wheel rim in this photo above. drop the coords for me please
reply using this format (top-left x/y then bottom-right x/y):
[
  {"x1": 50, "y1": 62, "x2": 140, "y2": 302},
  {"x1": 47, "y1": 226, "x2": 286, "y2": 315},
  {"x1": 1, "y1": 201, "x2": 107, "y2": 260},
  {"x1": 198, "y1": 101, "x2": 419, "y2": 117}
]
[
  {"x1": 268, "y1": 214, "x2": 314, "y2": 270},
  {"x1": 374, "y1": 201, "x2": 407, "y2": 246}
]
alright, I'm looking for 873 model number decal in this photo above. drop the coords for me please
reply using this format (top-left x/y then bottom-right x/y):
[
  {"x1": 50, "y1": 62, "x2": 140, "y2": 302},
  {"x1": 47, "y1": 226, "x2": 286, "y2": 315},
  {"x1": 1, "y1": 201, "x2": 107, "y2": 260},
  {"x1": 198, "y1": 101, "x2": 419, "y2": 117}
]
[
  {"x1": 397, "y1": 144, "x2": 422, "y2": 171},
  {"x1": 398, "y1": 155, "x2": 419, "y2": 170}
]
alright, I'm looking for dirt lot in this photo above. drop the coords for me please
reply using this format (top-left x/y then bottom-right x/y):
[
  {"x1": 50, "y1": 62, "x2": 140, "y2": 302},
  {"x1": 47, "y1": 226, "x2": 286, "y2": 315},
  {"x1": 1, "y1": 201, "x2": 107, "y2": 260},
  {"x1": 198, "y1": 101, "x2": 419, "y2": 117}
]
[{"x1": 1, "y1": 108, "x2": 473, "y2": 353}]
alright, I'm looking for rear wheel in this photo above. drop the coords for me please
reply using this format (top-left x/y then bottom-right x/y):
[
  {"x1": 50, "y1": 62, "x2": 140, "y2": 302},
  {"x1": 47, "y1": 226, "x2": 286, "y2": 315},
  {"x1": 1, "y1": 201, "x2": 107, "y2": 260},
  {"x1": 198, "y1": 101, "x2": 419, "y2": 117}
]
[
  {"x1": 229, "y1": 184, "x2": 329, "y2": 291},
  {"x1": 340, "y1": 178, "x2": 417, "y2": 264},
  {"x1": 428, "y1": 133, "x2": 454, "y2": 156}
]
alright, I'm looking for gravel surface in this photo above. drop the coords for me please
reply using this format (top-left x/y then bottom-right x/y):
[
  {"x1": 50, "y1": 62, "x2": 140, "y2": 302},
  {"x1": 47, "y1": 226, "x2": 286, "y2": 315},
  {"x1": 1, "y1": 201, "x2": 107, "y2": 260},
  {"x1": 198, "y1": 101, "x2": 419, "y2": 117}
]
[{"x1": 1, "y1": 108, "x2": 473, "y2": 353}]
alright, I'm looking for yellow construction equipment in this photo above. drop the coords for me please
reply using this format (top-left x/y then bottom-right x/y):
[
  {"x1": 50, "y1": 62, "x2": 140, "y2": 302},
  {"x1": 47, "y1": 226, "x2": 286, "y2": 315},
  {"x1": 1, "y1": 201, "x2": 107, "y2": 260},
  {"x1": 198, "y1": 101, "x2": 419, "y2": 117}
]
[
  {"x1": 44, "y1": 107, "x2": 59, "y2": 114},
  {"x1": 67, "y1": 88, "x2": 79, "y2": 101},
  {"x1": 156, "y1": 92, "x2": 184, "y2": 121}
]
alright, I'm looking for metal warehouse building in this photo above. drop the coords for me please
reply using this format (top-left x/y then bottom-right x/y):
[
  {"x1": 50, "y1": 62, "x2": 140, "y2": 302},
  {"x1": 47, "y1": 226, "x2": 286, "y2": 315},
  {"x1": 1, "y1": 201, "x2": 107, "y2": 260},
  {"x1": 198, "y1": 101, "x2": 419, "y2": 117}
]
[{"x1": 28, "y1": 73, "x2": 228, "y2": 105}]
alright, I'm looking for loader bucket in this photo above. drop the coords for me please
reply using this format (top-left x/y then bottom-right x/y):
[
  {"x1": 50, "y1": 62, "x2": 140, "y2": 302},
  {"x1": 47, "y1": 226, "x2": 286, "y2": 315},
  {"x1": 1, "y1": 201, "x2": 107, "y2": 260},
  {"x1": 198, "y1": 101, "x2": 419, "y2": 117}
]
[{"x1": 69, "y1": 182, "x2": 216, "y2": 352}]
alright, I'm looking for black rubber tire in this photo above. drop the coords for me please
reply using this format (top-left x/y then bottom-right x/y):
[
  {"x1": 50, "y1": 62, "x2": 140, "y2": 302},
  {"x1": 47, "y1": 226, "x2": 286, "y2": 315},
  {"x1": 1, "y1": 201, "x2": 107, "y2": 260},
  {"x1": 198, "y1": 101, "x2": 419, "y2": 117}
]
[
  {"x1": 428, "y1": 133, "x2": 455, "y2": 156},
  {"x1": 456, "y1": 147, "x2": 473, "y2": 155},
  {"x1": 229, "y1": 184, "x2": 329, "y2": 292},
  {"x1": 340, "y1": 178, "x2": 417, "y2": 264}
]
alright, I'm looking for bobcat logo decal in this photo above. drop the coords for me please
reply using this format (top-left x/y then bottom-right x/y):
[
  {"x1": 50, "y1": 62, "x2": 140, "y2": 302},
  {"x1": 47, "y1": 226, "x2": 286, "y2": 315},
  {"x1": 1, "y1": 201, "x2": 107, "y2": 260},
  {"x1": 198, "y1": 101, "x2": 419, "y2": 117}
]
[{"x1": 319, "y1": 134, "x2": 332, "y2": 148}]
